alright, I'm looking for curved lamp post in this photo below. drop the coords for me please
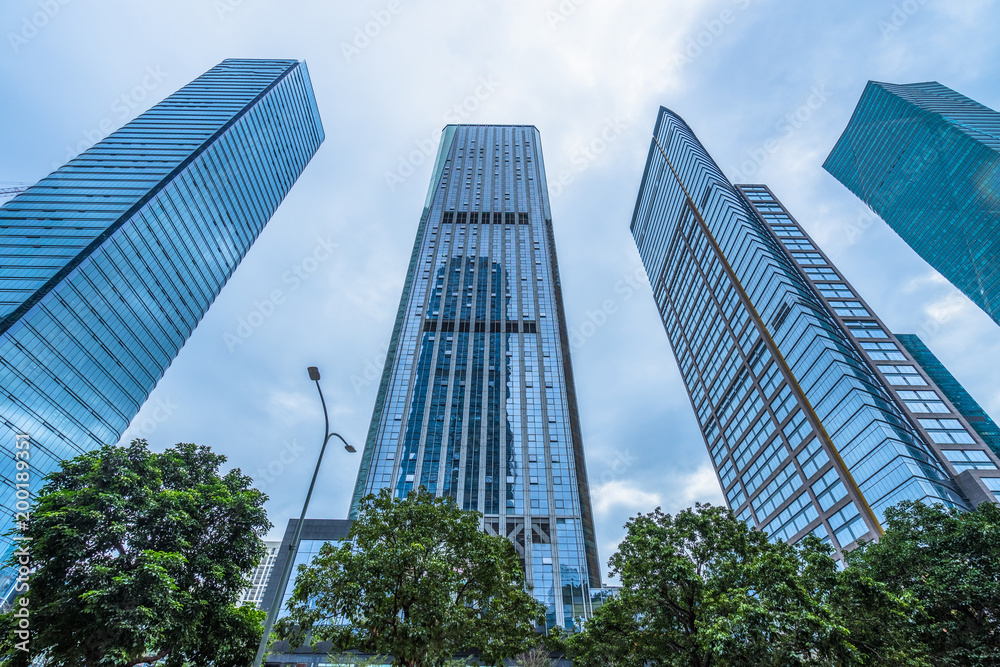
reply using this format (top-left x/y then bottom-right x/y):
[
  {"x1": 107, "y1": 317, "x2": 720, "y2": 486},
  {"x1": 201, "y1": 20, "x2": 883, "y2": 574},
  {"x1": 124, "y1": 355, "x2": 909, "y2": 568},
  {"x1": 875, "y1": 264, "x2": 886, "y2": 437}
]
[{"x1": 252, "y1": 366, "x2": 356, "y2": 667}]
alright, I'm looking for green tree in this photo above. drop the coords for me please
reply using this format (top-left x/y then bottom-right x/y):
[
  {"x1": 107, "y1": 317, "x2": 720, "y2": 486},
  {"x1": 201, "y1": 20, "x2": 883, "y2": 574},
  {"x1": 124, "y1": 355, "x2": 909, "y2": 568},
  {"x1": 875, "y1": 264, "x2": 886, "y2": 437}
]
[
  {"x1": 569, "y1": 503, "x2": 856, "y2": 667},
  {"x1": 276, "y1": 487, "x2": 545, "y2": 667},
  {"x1": 0, "y1": 439, "x2": 269, "y2": 667},
  {"x1": 845, "y1": 500, "x2": 1000, "y2": 666}
]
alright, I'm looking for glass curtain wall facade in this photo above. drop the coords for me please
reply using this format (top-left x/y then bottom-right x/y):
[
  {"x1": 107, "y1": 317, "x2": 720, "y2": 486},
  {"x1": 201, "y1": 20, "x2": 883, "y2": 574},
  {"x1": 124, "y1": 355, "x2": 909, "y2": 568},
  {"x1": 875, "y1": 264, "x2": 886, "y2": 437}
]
[
  {"x1": 824, "y1": 81, "x2": 1000, "y2": 326},
  {"x1": 896, "y1": 334, "x2": 1000, "y2": 459},
  {"x1": 259, "y1": 519, "x2": 353, "y2": 616},
  {"x1": 0, "y1": 59, "x2": 324, "y2": 601},
  {"x1": 351, "y1": 124, "x2": 599, "y2": 628},
  {"x1": 737, "y1": 186, "x2": 1000, "y2": 511},
  {"x1": 630, "y1": 108, "x2": 999, "y2": 560}
]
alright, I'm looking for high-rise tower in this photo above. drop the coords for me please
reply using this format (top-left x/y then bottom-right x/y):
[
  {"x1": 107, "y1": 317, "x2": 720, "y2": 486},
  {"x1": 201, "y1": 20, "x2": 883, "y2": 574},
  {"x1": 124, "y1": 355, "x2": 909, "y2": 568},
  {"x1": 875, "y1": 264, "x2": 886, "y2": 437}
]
[
  {"x1": 631, "y1": 108, "x2": 1000, "y2": 558},
  {"x1": 824, "y1": 81, "x2": 1000, "y2": 327},
  {"x1": 351, "y1": 125, "x2": 600, "y2": 628},
  {"x1": 0, "y1": 59, "x2": 324, "y2": 600},
  {"x1": 896, "y1": 334, "x2": 1000, "y2": 460}
]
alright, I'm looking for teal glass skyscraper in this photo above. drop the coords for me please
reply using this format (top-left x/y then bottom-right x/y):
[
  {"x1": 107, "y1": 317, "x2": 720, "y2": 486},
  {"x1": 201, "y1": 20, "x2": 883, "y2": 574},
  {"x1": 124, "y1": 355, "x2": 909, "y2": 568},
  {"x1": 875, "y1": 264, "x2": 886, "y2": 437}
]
[
  {"x1": 824, "y1": 81, "x2": 1000, "y2": 326},
  {"x1": 631, "y1": 108, "x2": 1000, "y2": 559},
  {"x1": 0, "y1": 59, "x2": 324, "y2": 601},
  {"x1": 351, "y1": 125, "x2": 600, "y2": 628}
]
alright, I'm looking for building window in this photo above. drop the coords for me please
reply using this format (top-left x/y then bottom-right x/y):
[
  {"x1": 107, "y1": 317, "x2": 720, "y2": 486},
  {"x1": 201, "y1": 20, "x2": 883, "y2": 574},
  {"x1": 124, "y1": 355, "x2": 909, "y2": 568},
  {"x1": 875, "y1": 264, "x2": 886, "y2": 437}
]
[
  {"x1": 829, "y1": 300, "x2": 869, "y2": 317},
  {"x1": 899, "y1": 390, "x2": 949, "y2": 413},
  {"x1": 771, "y1": 225, "x2": 802, "y2": 237},
  {"x1": 783, "y1": 239, "x2": 816, "y2": 251},
  {"x1": 792, "y1": 252, "x2": 825, "y2": 265},
  {"x1": 803, "y1": 266, "x2": 838, "y2": 280},
  {"x1": 847, "y1": 321, "x2": 888, "y2": 339},
  {"x1": 941, "y1": 449, "x2": 998, "y2": 471},
  {"x1": 860, "y1": 341, "x2": 905, "y2": 361},
  {"x1": 878, "y1": 364, "x2": 926, "y2": 385},
  {"x1": 811, "y1": 468, "x2": 847, "y2": 511},
  {"x1": 818, "y1": 284, "x2": 854, "y2": 299},
  {"x1": 828, "y1": 502, "x2": 868, "y2": 547},
  {"x1": 919, "y1": 419, "x2": 975, "y2": 444}
]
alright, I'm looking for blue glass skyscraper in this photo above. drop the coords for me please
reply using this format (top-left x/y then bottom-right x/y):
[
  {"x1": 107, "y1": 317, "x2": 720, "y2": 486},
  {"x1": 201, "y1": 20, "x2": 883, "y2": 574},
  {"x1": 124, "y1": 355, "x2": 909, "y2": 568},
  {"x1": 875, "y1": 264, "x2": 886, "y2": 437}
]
[
  {"x1": 631, "y1": 108, "x2": 1000, "y2": 559},
  {"x1": 824, "y1": 81, "x2": 1000, "y2": 327},
  {"x1": 0, "y1": 58, "x2": 324, "y2": 600},
  {"x1": 896, "y1": 334, "x2": 1000, "y2": 460},
  {"x1": 351, "y1": 125, "x2": 600, "y2": 628}
]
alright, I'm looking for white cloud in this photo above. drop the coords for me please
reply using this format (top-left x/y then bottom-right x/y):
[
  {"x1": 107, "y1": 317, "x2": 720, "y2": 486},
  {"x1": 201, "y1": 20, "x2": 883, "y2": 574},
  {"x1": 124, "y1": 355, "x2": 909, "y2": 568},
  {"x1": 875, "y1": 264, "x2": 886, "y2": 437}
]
[
  {"x1": 592, "y1": 479, "x2": 662, "y2": 516},
  {"x1": 5, "y1": 0, "x2": 999, "y2": 560}
]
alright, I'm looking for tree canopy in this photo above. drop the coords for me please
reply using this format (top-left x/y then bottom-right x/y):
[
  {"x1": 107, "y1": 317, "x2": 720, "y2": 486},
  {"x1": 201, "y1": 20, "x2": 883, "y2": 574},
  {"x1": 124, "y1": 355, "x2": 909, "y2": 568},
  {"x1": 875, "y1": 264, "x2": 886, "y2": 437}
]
[
  {"x1": 845, "y1": 500, "x2": 1000, "y2": 666},
  {"x1": 276, "y1": 487, "x2": 545, "y2": 667},
  {"x1": 0, "y1": 439, "x2": 269, "y2": 667},
  {"x1": 570, "y1": 500, "x2": 1000, "y2": 666},
  {"x1": 569, "y1": 503, "x2": 899, "y2": 667}
]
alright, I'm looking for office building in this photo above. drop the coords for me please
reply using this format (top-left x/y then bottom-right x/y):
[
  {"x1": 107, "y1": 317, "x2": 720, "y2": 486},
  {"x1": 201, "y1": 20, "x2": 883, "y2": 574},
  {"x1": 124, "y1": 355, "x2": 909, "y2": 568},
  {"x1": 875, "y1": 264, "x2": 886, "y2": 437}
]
[
  {"x1": 259, "y1": 519, "x2": 353, "y2": 616},
  {"x1": 896, "y1": 334, "x2": 1000, "y2": 460},
  {"x1": 239, "y1": 540, "x2": 281, "y2": 608},
  {"x1": 630, "y1": 108, "x2": 1000, "y2": 558},
  {"x1": 824, "y1": 81, "x2": 1000, "y2": 326},
  {"x1": 350, "y1": 125, "x2": 600, "y2": 628},
  {"x1": 0, "y1": 59, "x2": 324, "y2": 601}
]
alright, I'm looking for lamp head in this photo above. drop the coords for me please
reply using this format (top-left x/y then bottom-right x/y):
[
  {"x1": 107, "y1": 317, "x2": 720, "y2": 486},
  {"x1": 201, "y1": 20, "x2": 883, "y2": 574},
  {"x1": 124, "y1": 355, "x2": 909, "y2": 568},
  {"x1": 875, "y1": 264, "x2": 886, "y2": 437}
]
[
  {"x1": 307, "y1": 366, "x2": 321, "y2": 381},
  {"x1": 344, "y1": 443, "x2": 357, "y2": 453}
]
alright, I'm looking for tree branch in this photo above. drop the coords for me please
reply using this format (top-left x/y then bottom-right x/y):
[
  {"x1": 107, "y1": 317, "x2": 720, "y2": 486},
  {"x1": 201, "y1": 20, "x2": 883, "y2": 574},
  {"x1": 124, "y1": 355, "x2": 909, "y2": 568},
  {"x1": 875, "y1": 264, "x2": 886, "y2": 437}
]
[{"x1": 126, "y1": 649, "x2": 169, "y2": 667}]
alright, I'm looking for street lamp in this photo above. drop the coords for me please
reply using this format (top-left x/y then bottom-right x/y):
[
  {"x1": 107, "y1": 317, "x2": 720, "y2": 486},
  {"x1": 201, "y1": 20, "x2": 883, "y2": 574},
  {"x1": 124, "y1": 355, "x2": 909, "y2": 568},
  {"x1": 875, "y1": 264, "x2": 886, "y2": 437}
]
[{"x1": 252, "y1": 366, "x2": 356, "y2": 667}]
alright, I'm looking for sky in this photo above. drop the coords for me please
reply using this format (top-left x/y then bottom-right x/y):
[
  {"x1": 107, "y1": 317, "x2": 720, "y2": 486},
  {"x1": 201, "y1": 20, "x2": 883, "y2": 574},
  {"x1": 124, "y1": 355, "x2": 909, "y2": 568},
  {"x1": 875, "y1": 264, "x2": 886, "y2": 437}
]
[{"x1": 1, "y1": 0, "x2": 999, "y2": 582}]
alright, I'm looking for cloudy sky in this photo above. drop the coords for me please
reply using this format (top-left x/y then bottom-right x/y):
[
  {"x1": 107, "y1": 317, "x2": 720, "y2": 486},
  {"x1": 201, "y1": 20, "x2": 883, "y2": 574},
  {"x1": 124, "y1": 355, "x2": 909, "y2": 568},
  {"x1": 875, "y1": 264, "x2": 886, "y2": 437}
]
[{"x1": 2, "y1": 0, "x2": 999, "y2": 581}]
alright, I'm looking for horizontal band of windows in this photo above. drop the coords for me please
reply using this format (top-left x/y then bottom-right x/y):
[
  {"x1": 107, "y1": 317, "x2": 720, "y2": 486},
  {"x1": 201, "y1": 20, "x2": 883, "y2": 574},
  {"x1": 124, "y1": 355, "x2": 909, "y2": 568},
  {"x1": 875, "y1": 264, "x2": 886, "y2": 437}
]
[
  {"x1": 423, "y1": 319, "x2": 538, "y2": 333},
  {"x1": 442, "y1": 211, "x2": 529, "y2": 225}
]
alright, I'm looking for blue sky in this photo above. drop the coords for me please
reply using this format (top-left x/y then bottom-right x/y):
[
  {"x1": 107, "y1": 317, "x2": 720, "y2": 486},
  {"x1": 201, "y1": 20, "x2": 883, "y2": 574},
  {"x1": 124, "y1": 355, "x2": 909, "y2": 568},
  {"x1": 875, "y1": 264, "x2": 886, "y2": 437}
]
[{"x1": 2, "y1": 0, "x2": 999, "y2": 580}]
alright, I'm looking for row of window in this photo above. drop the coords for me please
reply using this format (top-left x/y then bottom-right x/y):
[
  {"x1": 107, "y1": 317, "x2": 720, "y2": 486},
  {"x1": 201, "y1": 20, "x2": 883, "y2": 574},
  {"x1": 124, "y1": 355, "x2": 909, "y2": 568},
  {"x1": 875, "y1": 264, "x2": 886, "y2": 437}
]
[{"x1": 441, "y1": 212, "x2": 530, "y2": 225}]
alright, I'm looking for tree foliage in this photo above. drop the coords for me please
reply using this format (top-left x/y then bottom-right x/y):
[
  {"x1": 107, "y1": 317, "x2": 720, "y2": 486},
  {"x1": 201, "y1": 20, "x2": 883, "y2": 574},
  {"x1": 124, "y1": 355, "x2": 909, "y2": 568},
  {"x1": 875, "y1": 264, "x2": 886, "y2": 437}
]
[
  {"x1": 569, "y1": 504, "x2": 865, "y2": 667},
  {"x1": 845, "y1": 500, "x2": 1000, "y2": 666},
  {"x1": 276, "y1": 487, "x2": 545, "y2": 667},
  {"x1": 0, "y1": 439, "x2": 269, "y2": 667},
  {"x1": 570, "y1": 500, "x2": 1000, "y2": 666}
]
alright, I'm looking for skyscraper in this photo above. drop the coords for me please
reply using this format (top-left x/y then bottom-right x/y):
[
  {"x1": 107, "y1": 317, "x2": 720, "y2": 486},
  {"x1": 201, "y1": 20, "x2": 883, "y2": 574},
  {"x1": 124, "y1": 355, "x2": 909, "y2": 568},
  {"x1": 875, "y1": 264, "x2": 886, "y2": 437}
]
[
  {"x1": 896, "y1": 334, "x2": 1000, "y2": 460},
  {"x1": 631, "y1": 108, "x2": 1000, "y2": 558},
  {"x1": 0, "y1": 59, "x2": 324, "y2": 601},
  {"x1": 239, "y1": 540, "x2": 282, "y2": 609},
  {"x1": 351, "y1": 124, "x2": 600, "y2": 628},
  {"x1": 824, "y1": 81, "x2": 1000, "y2": 326}
]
